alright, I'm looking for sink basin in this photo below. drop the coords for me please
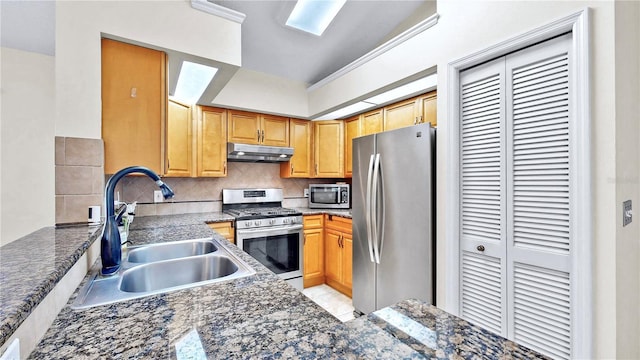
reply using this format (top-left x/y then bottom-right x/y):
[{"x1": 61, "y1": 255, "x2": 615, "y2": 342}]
[
  {"x1": 126, "y1": 239, "x2": 218, "y2": 263},
  {"x1": 120, "y1": 255, "x2": 238, "y2": 293},
  {"x1": 71, "y1": 237, "x2": 255, "y2": 309}
]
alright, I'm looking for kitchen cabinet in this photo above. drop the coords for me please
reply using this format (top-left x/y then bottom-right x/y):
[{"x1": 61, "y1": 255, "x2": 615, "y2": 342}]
[
  {"x1": 280, "y1": 119, "x2": 312, "y2": 178},
  {"x1": 102, "y1": 38, "x2": 166, "y2": 174},
  {"x1": 324, "y1": 215, "x2": 352, "y2": 297},
  {"x1": 197, "y1": 106, "x2": 227, "y2": 177},
  {"x1": 165, "y1": 98, "x2": 194, "y2": 177},
  {"x1": 361, "y1": 109, "x2": 383, "y2": 136},
  {"x1": 344, "y1": 115, "x2": 360, "y2": 178},
  {"x1": 383, "y1": 91, "x2": 438, "y2": 131},
  {"x1": 313, "y1": 120, "x2": 344, "y2": 178},
  {"x1": 227, "y1": 110, "x2": 289, "y2": 146},
  {"x1": 303, "y1": 215, "x2": 325, "y2": 288},
  {"x1": 417, "y1": 91, "x2": 437, "y2": 127},
  {"x1": 383, "y1": 97, "x2": 418, "y2": 131},
  {"x1": 207, "y1": 221, "x2": 234, "y2": 244}
]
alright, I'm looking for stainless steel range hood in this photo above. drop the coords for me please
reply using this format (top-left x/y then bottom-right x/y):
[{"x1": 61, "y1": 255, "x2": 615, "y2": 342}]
[{"x1": 227, "y1": 143, "x2": 294, "y2": 163}]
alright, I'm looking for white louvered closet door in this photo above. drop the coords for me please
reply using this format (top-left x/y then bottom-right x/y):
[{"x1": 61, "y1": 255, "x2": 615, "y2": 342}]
[
  {"x1": 505, "y1": 33, "x2": 573, "y2": 359},
  {"x1": 459, "y1": 57, "x2": 508, "y2": 336},
  {"x1": 459, "y1": 33, "x2": 573, "y2": 360}
]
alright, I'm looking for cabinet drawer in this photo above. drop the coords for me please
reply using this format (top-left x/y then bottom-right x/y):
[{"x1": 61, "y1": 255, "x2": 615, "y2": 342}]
[
  {"x1": 325, "y1": 215, "x2": 352, "y2": 233},
  {"x1": 303, "y1": 215, "x2": 324, "y2": 229},
  {"x1": 207, "y1": 221, "x2": 235, "y2": 244}
]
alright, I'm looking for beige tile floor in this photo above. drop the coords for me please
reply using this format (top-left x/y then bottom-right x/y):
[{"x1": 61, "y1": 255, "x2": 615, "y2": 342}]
[{"x1": 302, "y1": 284, "x2": 355, "y2": 322}]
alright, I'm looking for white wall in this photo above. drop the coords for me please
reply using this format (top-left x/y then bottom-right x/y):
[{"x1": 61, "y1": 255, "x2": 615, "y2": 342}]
[
  {"x1": 614, "y1": 1, "x2": 640, "y2": 358},
  {"x1": 213, "y1": 68, "x2": 310, "y2": 118},
  {"x1": 307, "y1": 1, "x2": 633, "y2": 358},
  {"x1": 55, "y1": 0, "x2": 242, "y2": 139},
  {"x1": 0, "y1": 47, "x2": 55, "y2": 245}
]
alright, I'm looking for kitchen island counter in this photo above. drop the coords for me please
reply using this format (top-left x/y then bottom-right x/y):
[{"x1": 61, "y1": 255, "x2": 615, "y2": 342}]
[{"x1": 27, "y1": 213, "x2": 548, "y2": 359}]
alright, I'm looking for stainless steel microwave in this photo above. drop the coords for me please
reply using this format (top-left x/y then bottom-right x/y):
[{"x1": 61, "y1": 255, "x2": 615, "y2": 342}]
[{"x1": 308, "y1": 184, "x2": 350, "y2": 209}]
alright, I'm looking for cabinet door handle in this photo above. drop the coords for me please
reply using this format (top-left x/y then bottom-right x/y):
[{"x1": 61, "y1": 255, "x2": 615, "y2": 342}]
[
  {"x1": 304, "y1": 234, "x2": 306, "y2": 245},
  {"x1": 291, "y1": 164, "x2": 293, "y2": 175},
  {"x1": 223, "y1": 161, "x2": 227, "y2": 175},
  {"x1": 315, "y1": 163, "x2": 318, "y2": 176},
  {"x1": 257, "y1": 129, "x2": 260, "y2": 142},
  {"x1": 261, "y1": 130, "x2": 265, "y2": 143},
  {"x1": 414, "y1": 117, "x2": 417, "y2": 125},
  {"x1": 419, "y1": 115, "x2": 423, "y2": 124}
]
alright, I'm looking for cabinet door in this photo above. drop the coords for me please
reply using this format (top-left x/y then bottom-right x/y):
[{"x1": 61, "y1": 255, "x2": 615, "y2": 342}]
[
  {"x1": 342, "y1": 232, "x2": 353, "y2": 291},
  {"x1": 303, "y1": 228, "x2": 325, "y2": 288},
  {"x1": 324, "y1": 228, "x2": 342, "y2": 284},
  {"x1": 207, "y1": 222, "x2": 234, "y2": 244},
  {"x1": 281, "y1": 119, "x2": 311, "y2": 178},
  {"x1": 165, "y1": 99, "x2": 193, "y2": 177},
  {"x1": 260, "y1": 114, "x2": 289, "y2": 146},
  {"x1": 198, "y1": 106, "x2": 227, "y2": 177},
  {"x1": 102, "y1": 39, "x2": 165, "y2": 174},
  {"x1": 344, "y1": 116, "x2": 360, "y2": 178},
  {"x1": 362, "y1": 109, "x2": 383, "y2": 136},
  {"x1": 228, "y1": 110, "x2": 261, "y2": 144},
  {"x1": 383, "y1": 97, "x2": 418, "y2": 131},
  {"x1": 417, "y1": 91, "x2": 437, "y2": 127},
  {"x1": 313, "y1": 121, "x2": 344, "y2": 178}
]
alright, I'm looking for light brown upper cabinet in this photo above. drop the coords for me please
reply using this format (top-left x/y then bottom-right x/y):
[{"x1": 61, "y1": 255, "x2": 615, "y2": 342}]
[
  {"x1": 383, "y1": 91, "x2": 438, "y2": 131},
  {"x1": 313, "y1": 120, "x2": 344, "y2": 178},
  {"x1": 227, "y1": 110, "x2": 289, "y2": 146},
  {"x1": 383, "y1": 97, "x2": 418, "y2": 131},
  {"x1": 361, "y1": 109, "x2": 383, "y2": 136},
  {"x1": 280, "y1": 119, "x2": 312, "y2": 178},
  {"x1": 102, "y1": 38, "x2": 166, "y2": 174},
  {"x1": 197, "y1": 106, "x2": 227, "y2": 177},
  {"x1": 344, "y1": 115, "x2": 361, "y2": 178},
  {"x1": 417, "y1": 90, "x2": 437, "y2": 127},
  {"x1": 165, "y1": 99, "x2": 194, "y2": 177}
]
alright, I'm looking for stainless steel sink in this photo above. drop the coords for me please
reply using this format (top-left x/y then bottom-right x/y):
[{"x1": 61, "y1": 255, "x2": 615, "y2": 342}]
[
  {"x1": 72, "y1": 237, "x2": 255, "y2": 309},
  {"x1": 120, "y1": 255, "x2": 238, "y2": 293},
  {"x1": 126, "y1": 239, "x2": 218, "y2": 263}
]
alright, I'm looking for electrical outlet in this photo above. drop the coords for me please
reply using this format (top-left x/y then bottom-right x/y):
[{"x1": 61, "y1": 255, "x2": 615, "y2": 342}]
[
  {"x1": 154, "y1": 190, "x2": 164, "y2": 203},
  {"x1": 0, "y1": 338, "x2": 20, "y2": 360},
  {"x1": 623, "y1": 200, "x2": 632, "y2": 227},
  {"x1": 303, "y1": 189, "x2": 309, "y2": 198}
]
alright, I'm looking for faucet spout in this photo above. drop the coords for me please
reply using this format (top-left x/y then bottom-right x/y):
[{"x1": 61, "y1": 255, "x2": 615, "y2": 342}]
[{"x1": 101, "y1": 166, "x2": 174, "y2": 276}]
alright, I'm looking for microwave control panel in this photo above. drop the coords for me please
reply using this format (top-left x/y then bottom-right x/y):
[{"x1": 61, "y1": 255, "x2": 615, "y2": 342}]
[{"x1": 340, "y1": 189, "x2": 349, "y2": 204}]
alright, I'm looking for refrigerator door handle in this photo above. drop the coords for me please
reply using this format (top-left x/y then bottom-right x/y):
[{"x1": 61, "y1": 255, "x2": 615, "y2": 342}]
[
  {"x1": 377, "y1": 154, "x2": 385, "y2": 264},
  {"x1": 365, "y1": 154, "x2": 375, "y2": 263},
  {"x1": 372, "y1": 153, "x2": 381, "y2": 264}
]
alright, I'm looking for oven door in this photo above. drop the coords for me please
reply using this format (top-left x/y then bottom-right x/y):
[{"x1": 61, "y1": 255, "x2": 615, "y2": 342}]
[{"x1": 236, "y1": 224, "x2": 303, "y2": 281}]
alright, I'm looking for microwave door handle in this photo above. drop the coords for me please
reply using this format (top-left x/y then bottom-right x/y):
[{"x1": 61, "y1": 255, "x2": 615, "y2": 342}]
[
  {"x1": 365, "y1": 154, "x2": 375, "y2": 263},
  {"x1": 372, "y1": 153, "x2": 381, "y2": 264}
]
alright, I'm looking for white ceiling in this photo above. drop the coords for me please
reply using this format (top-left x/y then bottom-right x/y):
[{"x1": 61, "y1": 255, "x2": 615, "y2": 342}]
[
  {"x1": 0, "y1": 0, "x2": 435, "y2": 106},
  {"x1": 211, "y1": 0, "x2": 433, "y2": 85}
]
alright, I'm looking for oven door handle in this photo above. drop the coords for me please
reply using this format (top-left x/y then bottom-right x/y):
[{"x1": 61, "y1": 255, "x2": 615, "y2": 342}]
[{"x1": 236, "y1": 224, "x2": 303, "y2": 238}]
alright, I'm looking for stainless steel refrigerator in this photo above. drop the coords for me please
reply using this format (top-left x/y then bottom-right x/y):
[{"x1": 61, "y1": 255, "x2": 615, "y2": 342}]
[{"x1": 352, "y1": 123, "x2": 435, "y2": 315}]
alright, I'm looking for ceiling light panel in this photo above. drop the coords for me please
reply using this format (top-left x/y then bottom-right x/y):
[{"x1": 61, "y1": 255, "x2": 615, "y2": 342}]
[
  {"x1": 173, "y1": 61, "x2": 218, "y2": 104},
  {"x1": 286, "y1": 0, "x2": 347, "y2": 36},
  {"x1": 313, "y1": 101, "x2": 375, "y2": 120}
]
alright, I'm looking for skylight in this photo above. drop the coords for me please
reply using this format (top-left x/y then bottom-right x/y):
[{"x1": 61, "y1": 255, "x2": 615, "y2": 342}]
[
  {"x1": 286, "y1": 0, "x2": 347, "y2": 36},
  {"x1": 173, "y1": 61, "x2": 218, "y2": 104}
]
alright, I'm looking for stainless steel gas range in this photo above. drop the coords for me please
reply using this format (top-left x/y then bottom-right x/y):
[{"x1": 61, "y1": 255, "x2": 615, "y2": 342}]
[{"x1": 222, "y1": 188, "x2": 303, "y2": 290}]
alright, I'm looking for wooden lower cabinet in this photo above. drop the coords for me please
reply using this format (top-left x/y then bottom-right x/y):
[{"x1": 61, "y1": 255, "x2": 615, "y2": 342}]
[
  {"x1": 324, "y1": 215, "x2": 352, "y2": 297},
  {"x1": 207, "y1": 221, "x2": 234, "y2": 244},
  {"x1": 303, "y1": 215, "x2": 325, "y2": 288}
]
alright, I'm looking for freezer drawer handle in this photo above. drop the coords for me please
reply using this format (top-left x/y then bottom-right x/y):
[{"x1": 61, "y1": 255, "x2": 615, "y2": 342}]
[{"x1": 477, "y1": 245, "x2": 485, "y2": 252}]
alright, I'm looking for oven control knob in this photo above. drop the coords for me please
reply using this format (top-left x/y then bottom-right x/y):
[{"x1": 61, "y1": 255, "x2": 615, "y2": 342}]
[
  {"x1": 269, "y1": 219, "x2": 276, "y2": 225},
  {"x1": 254, "y1": 221, "x2": 261, "y2": 226},
  {"x1": 282, "y1": 218, "x2": 289, "y2": 224},
  {"x1": 290, "y1": 218, "x2": 297, "y2": 224},
  {"x1": 245, "y1": 221, "x2": 251, "y2": 227}
]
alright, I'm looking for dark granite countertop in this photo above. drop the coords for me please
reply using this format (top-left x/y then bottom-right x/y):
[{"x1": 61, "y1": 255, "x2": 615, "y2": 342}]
[
  {"x1": 0, "y1": 225, "x2": 101, "y2": 347},
  {"x1": 293, "y1": 207, "x2": 352, "y2": 219},
  {"x1": 8, "y1": 212, "x2": 547, "y2": 359}
]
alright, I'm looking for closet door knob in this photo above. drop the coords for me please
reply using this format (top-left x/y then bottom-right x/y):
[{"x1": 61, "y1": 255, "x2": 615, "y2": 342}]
[{"x1": 477, "y1": 245, "x2": 485, "y2": 252}]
